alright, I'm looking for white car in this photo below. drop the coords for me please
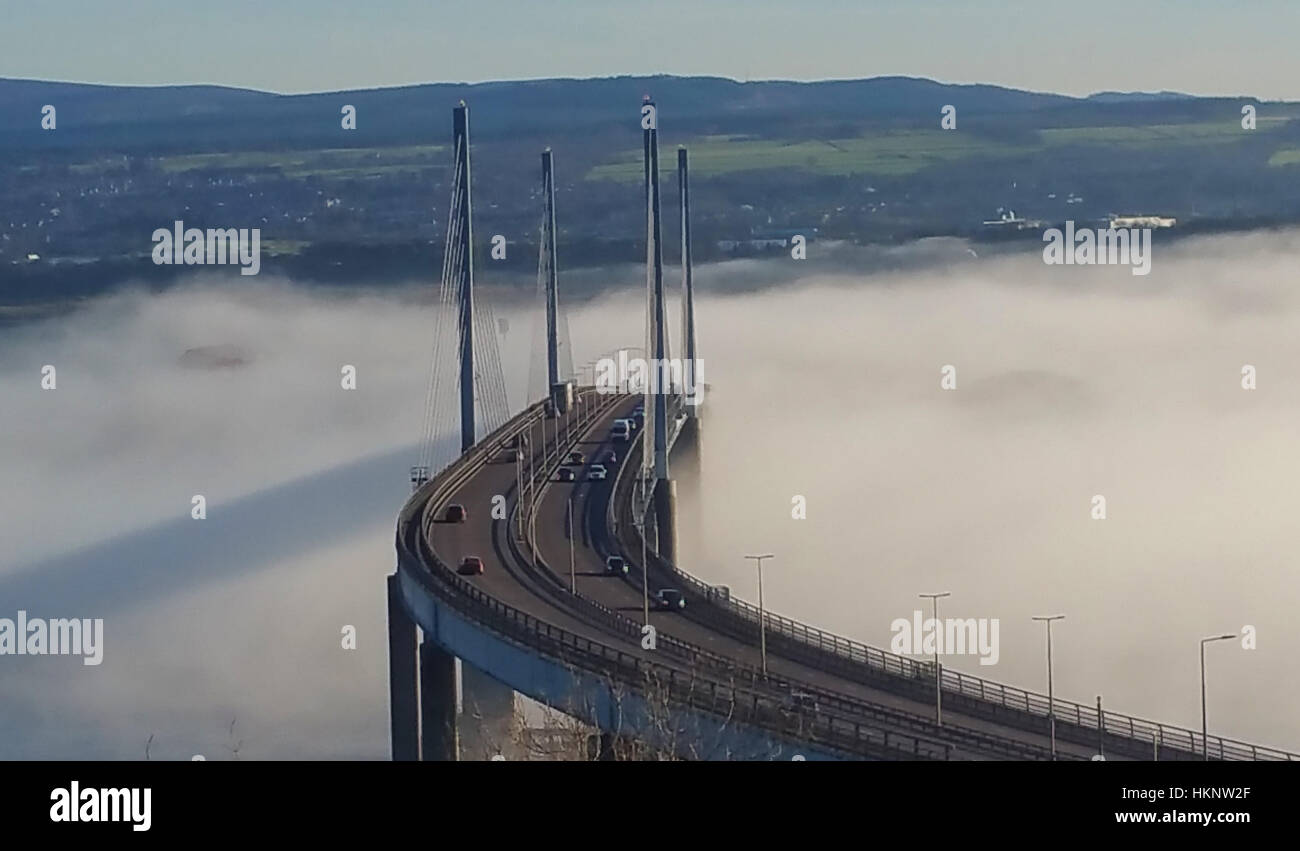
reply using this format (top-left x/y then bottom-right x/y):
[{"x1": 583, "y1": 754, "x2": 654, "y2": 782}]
[{"x1": 587, "y1": 464, "x2": 608, "y2": 481}]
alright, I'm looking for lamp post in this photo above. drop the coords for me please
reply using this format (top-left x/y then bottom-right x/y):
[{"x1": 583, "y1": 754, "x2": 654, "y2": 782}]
[
  {"x1": 919, "y1": 592, "x2": 951, "y2": 726},
  {"x1": 633, "y1": 504, "x2": 649, "y2": 626},
  {"x1": 1200, "y1": 633, "x2": 1236, "y2": 761},
  {"x1": 1032, "y1": 614, "x2": 1065, "y2": 759},
  {"x1": 567, "y1": 496, "x2": 576, "y2": 594},
  {"x1": 515, "y1": 441, "x2": 524, "y2": 538},
  {"x1": 745, "y1": 554, "x2": 775, "y2": 676}
]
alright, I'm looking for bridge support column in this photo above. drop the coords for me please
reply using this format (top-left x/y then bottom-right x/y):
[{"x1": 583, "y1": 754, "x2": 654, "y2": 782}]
[
  {"x1": 387, "y1": 574, "x2": 420, "y2": 761},
  {"x1": 587, "y1": 732, "x2": 617, "y2": 761},
  {"x1": 459, "y1": 663, "x2": 519, "y2": 760},
  {"x1": 653, "y1": 478, "x2": 678, "y2": 564},
  {"x1": 420, "y1": 639, "x2": 460, "y2": 761}
]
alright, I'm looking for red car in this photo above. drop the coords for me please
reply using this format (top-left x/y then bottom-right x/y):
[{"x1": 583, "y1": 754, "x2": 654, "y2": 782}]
[
  {"x1": 458, "y1": 556, "x2": 484, "y2": 576},
  {"x1": 445, "y1": 504, "x2": 467, "y2": 523}
]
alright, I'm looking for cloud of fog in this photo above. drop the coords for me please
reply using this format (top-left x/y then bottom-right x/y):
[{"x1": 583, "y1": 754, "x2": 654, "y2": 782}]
[
  {"x1": 0, "y1": 278, "x2": 546, "y2": 758},
  {"x1": 675, "y1": 229, "x2": 1300, "y2": 751},
  {"x1": 3, "y1": 229, "x2": 1299, "y2": 756}
]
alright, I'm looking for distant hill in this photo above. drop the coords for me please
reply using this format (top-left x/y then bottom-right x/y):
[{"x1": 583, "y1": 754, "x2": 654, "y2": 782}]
[{"x1": 0, "y1": 74, "x2": 1085, "y2": 153}]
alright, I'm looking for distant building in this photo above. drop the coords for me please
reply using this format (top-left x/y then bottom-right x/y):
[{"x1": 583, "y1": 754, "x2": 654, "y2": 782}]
[
  {"x1": 981, "y1": 210, "x2": 1041, "y2": 230},
  {"x1": 1109, "y1": 214, "x2": 1176, "y2": 229},
  {"x1": 717, "y1": 228, "x2": 816, "y2": 252}
]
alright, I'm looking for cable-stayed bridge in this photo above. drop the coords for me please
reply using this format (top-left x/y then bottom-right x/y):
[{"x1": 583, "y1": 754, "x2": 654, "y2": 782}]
[{"x1": 389, "y1": 100, "x2": 1297, "y2": 762}]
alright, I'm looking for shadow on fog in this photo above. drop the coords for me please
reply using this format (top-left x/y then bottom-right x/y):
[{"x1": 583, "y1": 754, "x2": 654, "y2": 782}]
[{"x1": 0, "y1": 438, "x2": 450, "y2": 616}]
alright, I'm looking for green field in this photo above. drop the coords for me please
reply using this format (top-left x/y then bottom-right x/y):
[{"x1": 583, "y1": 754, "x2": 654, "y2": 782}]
[
  {"x1": 587, "y1": 118, "x2": 1296, "y2": 182},
  {"x1": 155, "y1": 144, "x2": 445, "y2": 178},
  {"x1": 1040, "y1": 118, "x2": 1290, "y2": 147},
  {"x1": 1268, "y1": 148, "x2": 1300, "y2": 166},
  {"x1": 259, "y1": 239, "x2": 312, "y2": 256},
  {"x1": 587, "y1": 130, "x2": 1037, "y2": 181}
]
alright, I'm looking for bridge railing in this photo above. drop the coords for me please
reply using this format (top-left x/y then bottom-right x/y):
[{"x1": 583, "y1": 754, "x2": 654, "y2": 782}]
[
  {"x1": 610, "y1": 435, "x2": 1297, "y2": 763},
  {"x1": 396, "y1": 399, "x2": 955, "y2": 760}
]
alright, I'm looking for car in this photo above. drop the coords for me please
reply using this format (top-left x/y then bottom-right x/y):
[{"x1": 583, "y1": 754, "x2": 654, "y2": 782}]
[
  {"x1": 587, "y1": 464, "x2": 607, "y2": 481},
  {"x1": 652, "y1": 589, "x2": 686, "y2": 611},
  {"x1": 444, "y1": 504, "x2": 467, "y2": 523},
  {"x1": 457, "y1": 556, "x2": 485, "y2": 576},
  {"x1": 556, "y1": 467, "x2": 575, "y2": 482},
  {"x1": 605, "y1": 555, "x2": 628, "y2": 575},
  {"x1": 566, "y1": 451, "x2": 585, "y2": 466},
  {"x1": 611, "y1": 420, "x2": 631, "y2": 442},
  {"x1": 601, "y1": 449, "x2": 617, "y2": 464},
  {"x1": 783, "y1": 690, "x2": 820, "y2": 715}
]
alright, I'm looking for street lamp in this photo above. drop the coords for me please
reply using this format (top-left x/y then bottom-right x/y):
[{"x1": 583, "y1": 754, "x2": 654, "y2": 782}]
[
  {"x1": 566, "y1": 496, "x2": 576, "y2": 594},
  {"x1": 1200, "y1": 633, "x2": 1236, "y2": 761},
  {"x1": 633, "y1": 503, "x2": 649, "y2": 626},
  {"x1": 1032, "y1": 614, "x2": 1065, "y2": 759},
  {"x1": 919, "y1": 592, "x2": 951, "y2": 726},
  {"x1": 515, "y1": 441, "x2": 525, "y2": 538},
  {"x1": 746, "y1": 554, "x2": 775, "y2": 676}
]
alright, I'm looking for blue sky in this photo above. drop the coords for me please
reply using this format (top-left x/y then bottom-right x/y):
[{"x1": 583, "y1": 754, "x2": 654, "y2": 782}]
[{"x1": 4, "y1": 0, "x2": 1299, "y2": 99}]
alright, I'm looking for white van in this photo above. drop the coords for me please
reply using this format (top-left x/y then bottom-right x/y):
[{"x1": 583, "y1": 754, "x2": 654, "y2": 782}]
[{"x1": 611, "y1": 419, "x2": 631, "y2": 442}]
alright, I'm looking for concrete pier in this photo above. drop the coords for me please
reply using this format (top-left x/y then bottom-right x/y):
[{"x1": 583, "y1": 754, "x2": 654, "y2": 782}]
[
  {"x1": 653, "y1": 478, "x2": 678, "y2": 564},
  {"x1": 460, "y1": 665, "x2": 520, "y2": 760},
  {"x1": 420, "y1": 639, "x2": 460, "y2": 761},
  {"x1": 387, "y1": 573, "x2": 420, "y2": 761}
]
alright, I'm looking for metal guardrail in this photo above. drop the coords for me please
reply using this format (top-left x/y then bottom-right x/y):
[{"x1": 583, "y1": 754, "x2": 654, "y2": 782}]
[
  {"x1": 395, "y1": 398, "x2": 953, "y2": 759},
  {"x1": 610, "y1": 429, "x2": 1298, "y2": 763}
]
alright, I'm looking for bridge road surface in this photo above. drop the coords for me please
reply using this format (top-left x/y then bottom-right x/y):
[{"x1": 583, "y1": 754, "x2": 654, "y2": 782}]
[
  {"x1": 428, "y1": 394, "x2": 1080, "y2": 758},
  {"x1": 526, "y1": 396, "x2": 1112, "y2": 761}
]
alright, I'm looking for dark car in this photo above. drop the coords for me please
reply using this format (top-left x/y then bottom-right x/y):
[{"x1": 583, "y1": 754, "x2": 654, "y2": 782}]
[
  {"x1": 653, "y1": 589, "x2": 686, "y2": 610},
  {"x1": 445, "y1": 504, "x2": 467, "y2": 523},
  {"x1": 783, "y1": 690, "x2": 820, "y2": 715},
  {"x1": 556, "y1": 467, "x2": 576, "y2": 482},
  {"x1": 601, "y1": 449, "x2": 618, "y2": 464},
  {"x1": 605, "y1": 555, "x2": 628, "y2": 575},
  {"x1": 457, "y1": 556, "x2": 484, "y2": 576},
  {"x1": 566, "y1": 451, "x2": 585, "y2": 466}
]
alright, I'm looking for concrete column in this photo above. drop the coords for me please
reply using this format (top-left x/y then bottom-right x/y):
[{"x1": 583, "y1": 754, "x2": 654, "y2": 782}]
[
  {"x1": 387, "y1": 573, "x2": 419, "y2": 761},
  {"x1": 587, "y1": 731, "x2": 617, "y2": 761},
  {"x1": 420, "y1": 638, "x2": 460, "y2": 761},
  {"x1": 653, "y1": 478, "x2": 678, "y2": 564},
  {"x1": 460, "y1": 663, "x2": 519, "y2": 760}
]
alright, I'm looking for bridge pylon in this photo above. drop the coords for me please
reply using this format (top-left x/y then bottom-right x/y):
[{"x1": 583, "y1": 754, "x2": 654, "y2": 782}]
[
  {"x1": 678, "y1": 146, "x2": 700, "y2": 427},
  {"x1": 454, "y1": 102, "x2": 476, "y2": 453},
  {"x1": 389, "y1": 101, "x2": 520, "y2": 763},
  {"x1": 642, "y1": 96, "x2": 678, "y2": 564}
]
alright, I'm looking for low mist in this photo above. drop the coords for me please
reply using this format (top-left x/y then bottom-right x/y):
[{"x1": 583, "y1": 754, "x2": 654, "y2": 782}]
[{"x1": 2, "y1": 229, "x2": 1298, "y2": 756}]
